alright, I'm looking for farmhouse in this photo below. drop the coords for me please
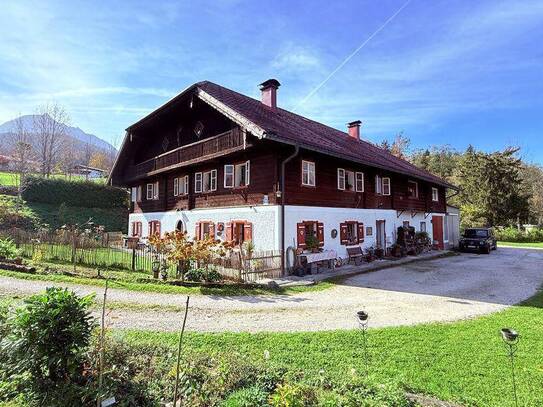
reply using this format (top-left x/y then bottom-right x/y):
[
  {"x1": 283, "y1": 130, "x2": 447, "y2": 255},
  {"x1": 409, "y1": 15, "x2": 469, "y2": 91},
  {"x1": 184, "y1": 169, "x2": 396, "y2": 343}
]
[{"x1": 109, "y1": 79, "x2": 458, "y2": 267}]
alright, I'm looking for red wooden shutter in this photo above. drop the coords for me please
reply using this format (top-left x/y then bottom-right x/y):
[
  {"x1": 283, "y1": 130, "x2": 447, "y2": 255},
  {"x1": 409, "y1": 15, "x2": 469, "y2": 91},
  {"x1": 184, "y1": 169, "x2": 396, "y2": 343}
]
[
  {"x1": 148, "y1": 221, "x2": 153, "y2": 236},
  {"x1": 244, "y1": 222, "x2": 253, "y2": 242},
  {"x1": 340, "y1": 223, "x2": 349, "y2": 245},
  {"x1": 131, "y1": 222, "x2": 135, "y2": 237},
  {"x1": 297, "y1": 222, "x2": 306, "y2": 248},
  {"x1": 155, "y1": 221, "x2": 161, "y2": 237},
  {"x1": 138, "y1": 222, "x2": 142, "y2": 237},
  {"x1": 225, "y1": 222, "x2": 233, "y2": 242},
  {"x1": 195, "y1": 222, "x2": 201, "y2": 240},
  {"x1": 357, "y1": 222, "x2": 365, "y2": 243},
  {"x1": 209, "y1": 222, "x2": 216, "y2": 239},
  {"x1": 317, "y1": 222, "x2": 324, "y2": 246}
]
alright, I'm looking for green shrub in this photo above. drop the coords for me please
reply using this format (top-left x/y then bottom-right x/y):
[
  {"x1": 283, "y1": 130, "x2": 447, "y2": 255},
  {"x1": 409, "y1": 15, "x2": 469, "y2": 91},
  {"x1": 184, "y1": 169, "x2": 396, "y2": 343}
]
[
  {"x1": 495, "y1": 226, "x2": 543, "y2": 242},
  {"x1": 0, "y1": 238, "x2": 21, "y2": 259},
  {"x1": 0, "y1": 287, "x2": 95, "y2": 406},
  {"x1": 185, "y1": 268, "x2": 206, "y2": 282},
  {"x1": 206, "y1": 268, "x2": 223, "y2": 283},
  {"x1": 222, "y1": 386, "x2": 270, "y2": 407},
  {"x1": 22, "y1": 176, "x2": 128, "y2": 209}
]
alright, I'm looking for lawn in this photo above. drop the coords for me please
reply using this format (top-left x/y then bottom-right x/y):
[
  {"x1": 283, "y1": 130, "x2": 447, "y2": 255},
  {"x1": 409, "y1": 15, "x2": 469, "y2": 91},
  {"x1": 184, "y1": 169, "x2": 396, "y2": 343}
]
[
  {"x1": 499, "y1": 241, "x2": 543, "y2": 249},
  {"x1": 0, "y1": 264, "x2": 334, "y2": 296},
  {"x1": 0, "y1": 171, "x2": 19, "y2": 186},
  {"x1": 118, "y1": 291, "x2": 543, "y2": 407}
]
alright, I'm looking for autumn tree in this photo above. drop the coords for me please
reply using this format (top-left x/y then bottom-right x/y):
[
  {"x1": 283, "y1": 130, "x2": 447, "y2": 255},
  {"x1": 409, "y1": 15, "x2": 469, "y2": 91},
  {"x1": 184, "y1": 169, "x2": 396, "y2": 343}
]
[{"x1": 8, "y1": 115, "x2": 34, "y2": 194}]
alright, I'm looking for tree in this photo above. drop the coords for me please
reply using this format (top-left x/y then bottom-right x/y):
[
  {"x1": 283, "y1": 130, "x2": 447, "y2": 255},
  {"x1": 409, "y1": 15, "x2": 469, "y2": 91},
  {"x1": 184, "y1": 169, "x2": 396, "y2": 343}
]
[
  {"x1": 520, "y1": 163, "x2": 543, "y2": 225},
  {"x1": 8, "y1": 115, "x2": 34, "y2": 194},
  {"x1": 380, "y1": 132, "x2": 411, "y2": 159},
  {"x1": 410, "y1": 145, "x2": 459, "y2": 181},
  {"x1": 33, "y1": 103, "x2": 70, "y2": 177},
  {"x1": 89, "y1": 151, "x2": 109, "y2": 170}
]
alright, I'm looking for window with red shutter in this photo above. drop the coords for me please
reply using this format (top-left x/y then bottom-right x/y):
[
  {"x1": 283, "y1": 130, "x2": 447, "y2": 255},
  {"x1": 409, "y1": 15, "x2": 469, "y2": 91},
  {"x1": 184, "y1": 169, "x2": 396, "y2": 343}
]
[
  {"x1": 209, "y1": 222, "x2": 216, "y2": 239},
  {"x1": 340, "y1": 223, "x2": 349, "y2": 245},
  {"x1": 225, "y1": 222, "x2": 233, "y2": 242},
  {"x1": 195, "y1": 223, "x2": 201, "y2": 240},
  {"x1": 317, "y1": 222, "x2": 324, "y2": 246},
  {"x1": 243, "y1": 222, "x2": 253, "y2": 242},
  {"x1": 357, "y1": 222, "x2": 365, "y2": 243},
  {"x1": 296, "y1": 222, "x2": 306, "y2": 248}
]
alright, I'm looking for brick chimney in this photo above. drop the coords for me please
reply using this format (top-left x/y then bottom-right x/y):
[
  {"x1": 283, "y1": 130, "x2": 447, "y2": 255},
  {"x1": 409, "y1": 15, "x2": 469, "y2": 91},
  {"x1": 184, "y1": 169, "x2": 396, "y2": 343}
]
[
  {"x1": 259, "y1": 79, "x2": 281, "y2": 108},
  {"x1": 347, "y1": 120, "x2": 361, "y2": 140}
]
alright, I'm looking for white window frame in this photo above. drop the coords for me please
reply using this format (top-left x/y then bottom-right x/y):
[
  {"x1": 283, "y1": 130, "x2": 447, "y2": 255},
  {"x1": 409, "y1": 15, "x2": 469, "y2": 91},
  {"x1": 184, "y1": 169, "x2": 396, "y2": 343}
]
[
  {"x1": 407, "y1": 180, "x2": 418, "y2": 198},
  {"x1": 375, "y1": 175, "x2": 382, "y2": 194},
  {"x1": 432, "y1": 187, "x2": 439, "y2": 202},
  {"x1": 337, "y1": 168, "x2": 345, "y2": 190},
  {"x1": 146, "y1": 182, "x2": 159, "y2": 200},
  {"x1": 224, "y1": 164, "x2": 234, "y2": 188},
  {"x1": 195, "y1": 172, "x2": 203, "y2": 193},
  {"x1": 209, "y1": 169, "x2": 217, "y2": 191},
  {"x1": 382, "y1": 177, "x2": 391, "y2": 196},
  {"x1": 173, "y1": 178, "x2": 179, "y2": 196},
  {"x1": 355, "y1": 172, "x2": 364, "y2": 192},
  {"x1": 302, "y1": 160, "x2": 315, "y2": 186}
]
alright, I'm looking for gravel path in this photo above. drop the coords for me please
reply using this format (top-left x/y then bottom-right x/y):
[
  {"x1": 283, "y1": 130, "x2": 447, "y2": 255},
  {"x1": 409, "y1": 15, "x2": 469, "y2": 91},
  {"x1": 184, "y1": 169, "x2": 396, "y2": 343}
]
[{"x1": 1, "y1": 247, "x2": 542, "y2": 332}]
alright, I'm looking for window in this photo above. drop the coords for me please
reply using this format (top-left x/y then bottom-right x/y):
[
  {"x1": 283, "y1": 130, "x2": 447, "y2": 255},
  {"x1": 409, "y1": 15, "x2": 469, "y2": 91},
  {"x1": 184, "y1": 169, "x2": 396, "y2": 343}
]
[
  {"x1": 366, "y1": 226, "x2": 373, "y2": 236},
  {"x1": 148, "y1": 220, "x2": 161, "y2": 237},
  {"x1": 337, "y1": 169, "x2": 345, "y2": 190},
  {"x1": 340, "y1": 221, "x2": 365, "y2": 245},
  {"x1": 146, "y1": 182, "x2": 159, "y2": 200},
  {"x1": 232, "y1": 161, "x2": 250, "y2": 188},
  {"x1": 195, "y1": 221, "x2": 215, "y2": 240},
  {"x1": 407, "y1": 181, "x2": 418, "y2": 198},
  {"x1": 195, "y1": 173, "x2": 202, "y2": 193},
  {"x1": 355, "y1": 172, "x2": 364, "y2": 192},
  {"x1": 131, "y1": 186, "x2": 142, "y2": 202},
  {"x1": 296, "y1": 221, "x2": 324, "y2": 248},
  {"x1": 226, "y1": 221, "x2": 253, "y2": 245},
  {"x1": 432, "y1": 187, "x2": 439, "y2": 202},
  {"x1": 375, "y1": 175, "x2": 382, "y2": 194},
  {"x1": 195, "y1": 170, "x2": 217, "y2": 193},
  {"x1": 420, "y1": 221, "x2": 426, "y2": 233},
  {"x1": 224, "y1": 164, "x2": 234, "y2": 188},
  {"x1": 176, "y1": 220, "x2": 184, "y2": 232},
  {"x1": 131, "y1": 221, "x2": 142, "y2": 237},
  {"x1": 382, "y1": 177, "x2": 391, "y2": 195},
  {"x1": 302, "y1": 160, "x2": 315, "y2": 186},
  {"x1": 173, "y1": 177, "x2": 187, "y2": 196},
  {"x1": 403, "y1": 221, "x2": 410, "y2": 229}
]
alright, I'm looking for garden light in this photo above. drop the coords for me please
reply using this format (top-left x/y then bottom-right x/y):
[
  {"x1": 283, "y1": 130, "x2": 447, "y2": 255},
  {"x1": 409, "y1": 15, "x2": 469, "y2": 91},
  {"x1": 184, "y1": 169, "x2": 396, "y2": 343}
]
[
  {"x1": 356, "y1": 310, "x2": 369, "y2": 376},
  {"x1": 500, "y1": 328, "x2": 520, "y2": 407}
]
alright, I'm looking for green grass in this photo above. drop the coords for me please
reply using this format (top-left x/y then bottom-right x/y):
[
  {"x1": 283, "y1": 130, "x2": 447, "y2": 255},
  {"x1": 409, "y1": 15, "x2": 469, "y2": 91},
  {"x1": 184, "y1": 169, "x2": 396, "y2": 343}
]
[
  {"x1": 499, "y1": 241, "x2": 543, "y2": 249},
  {"x1": 0, "y1": 171, "x2": 19, "y2": 186},
  {"x1": 117, "y1": 291, "x2": 543, "y2": 407},
  {"x1": 0, "y1": 266, "x2": 334, "y2": 297}
]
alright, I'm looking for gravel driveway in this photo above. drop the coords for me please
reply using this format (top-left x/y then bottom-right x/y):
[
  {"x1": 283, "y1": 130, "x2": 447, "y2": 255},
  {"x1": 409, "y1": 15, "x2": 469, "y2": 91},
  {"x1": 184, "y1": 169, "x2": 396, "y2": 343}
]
[{"x1": 1, "y1": 247, "x2": 542, "y2": 332}]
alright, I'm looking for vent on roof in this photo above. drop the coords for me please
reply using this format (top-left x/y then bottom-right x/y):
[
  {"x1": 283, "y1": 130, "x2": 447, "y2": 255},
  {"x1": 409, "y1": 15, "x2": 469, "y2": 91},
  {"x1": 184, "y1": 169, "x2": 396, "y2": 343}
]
[
  {"x1": 259, "y1": 79, "x2": 281, "y2": 109},
  {"x1": 347, "y1": 120, "x2": 361, "y2": 140}
]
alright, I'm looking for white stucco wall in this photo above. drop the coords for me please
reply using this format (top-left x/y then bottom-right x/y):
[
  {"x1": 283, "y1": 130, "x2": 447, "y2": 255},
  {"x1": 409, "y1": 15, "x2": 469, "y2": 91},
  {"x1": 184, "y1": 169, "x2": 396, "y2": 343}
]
[
  {"x1": 284, "y1": 205, "x2": 443, "y2": 258},
  {"x1": 129, "y1": 204, "x2": 446, "y2": 258},
  {"x1": 128, "y1": 205, "x2": 280, "y2": 251}
]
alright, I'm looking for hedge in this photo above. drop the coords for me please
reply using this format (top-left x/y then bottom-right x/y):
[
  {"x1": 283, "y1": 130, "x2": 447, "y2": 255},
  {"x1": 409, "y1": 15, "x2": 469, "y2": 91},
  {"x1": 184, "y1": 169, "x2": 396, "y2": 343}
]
[
  {"x1": 22, "y1": 176, "x2": 128, "y2": 209},
  {"x1": 494, "y1": 226, "x2": 543, "y2": 243}
]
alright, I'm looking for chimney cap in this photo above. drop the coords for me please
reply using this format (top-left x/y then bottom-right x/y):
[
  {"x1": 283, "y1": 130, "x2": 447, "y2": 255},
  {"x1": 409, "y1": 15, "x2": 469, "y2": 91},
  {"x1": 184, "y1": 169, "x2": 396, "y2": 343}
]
[
  {"x1": 259, "y1": 79, "x2": 281, "y2": 90},
  {"x1": 348, "y1": 120, "x2": 362, "y2": 127}
]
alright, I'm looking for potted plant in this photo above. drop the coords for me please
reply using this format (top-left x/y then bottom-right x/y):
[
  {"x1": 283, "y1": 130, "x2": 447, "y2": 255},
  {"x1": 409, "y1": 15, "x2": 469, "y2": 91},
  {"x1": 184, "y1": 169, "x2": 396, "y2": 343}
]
[
  {"x1": 390, "y1": 243, "x2": 402, "y2": 258},
  {"x1": 305, "y1": 235, "x2": 320, "y2": 253}
]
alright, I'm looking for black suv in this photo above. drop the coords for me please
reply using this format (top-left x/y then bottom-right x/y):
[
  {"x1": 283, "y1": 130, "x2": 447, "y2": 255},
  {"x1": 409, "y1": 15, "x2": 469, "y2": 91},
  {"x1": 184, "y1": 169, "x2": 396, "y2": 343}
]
[{"x1": 459, "y1": 228, "x2": 497, "y2": 254}]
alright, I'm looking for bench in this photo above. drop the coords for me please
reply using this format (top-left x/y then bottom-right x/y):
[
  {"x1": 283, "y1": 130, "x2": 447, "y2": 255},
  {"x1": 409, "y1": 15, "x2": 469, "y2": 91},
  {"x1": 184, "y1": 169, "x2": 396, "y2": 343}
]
[{"x1": 346, "y1": 246, "x2": 364, "y2": 265}]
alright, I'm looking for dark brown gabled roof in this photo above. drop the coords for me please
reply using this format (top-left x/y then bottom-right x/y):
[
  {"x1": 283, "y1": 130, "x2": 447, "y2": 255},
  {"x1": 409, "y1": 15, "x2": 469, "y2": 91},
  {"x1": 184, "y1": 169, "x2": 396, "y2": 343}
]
[{"x1": 196, "y1": 81, "x2": 456, "y2": 189}]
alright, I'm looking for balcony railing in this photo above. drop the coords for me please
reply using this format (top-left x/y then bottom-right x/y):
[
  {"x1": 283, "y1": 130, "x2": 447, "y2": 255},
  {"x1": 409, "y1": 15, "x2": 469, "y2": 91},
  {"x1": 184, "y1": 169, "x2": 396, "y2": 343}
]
[{"x1": 126, "y1": 127, "x2": 245, "y2": 180}]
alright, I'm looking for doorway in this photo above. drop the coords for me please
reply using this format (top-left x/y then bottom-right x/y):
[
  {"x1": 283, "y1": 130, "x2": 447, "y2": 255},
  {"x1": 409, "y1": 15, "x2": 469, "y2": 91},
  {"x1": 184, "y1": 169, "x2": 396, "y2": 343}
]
[
  {"x1": 432, "y1": 216, "x2": 444, "y2": 250},
  {"x1": 376, "y1": 220, "x2": 386, "y2": 249}
]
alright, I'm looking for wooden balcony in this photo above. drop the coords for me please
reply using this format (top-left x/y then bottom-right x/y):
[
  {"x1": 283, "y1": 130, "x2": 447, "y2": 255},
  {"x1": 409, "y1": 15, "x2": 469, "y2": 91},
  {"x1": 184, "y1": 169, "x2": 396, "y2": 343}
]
[{"x1": 125, "y1": 127, "x2": 247, "y2": 180}]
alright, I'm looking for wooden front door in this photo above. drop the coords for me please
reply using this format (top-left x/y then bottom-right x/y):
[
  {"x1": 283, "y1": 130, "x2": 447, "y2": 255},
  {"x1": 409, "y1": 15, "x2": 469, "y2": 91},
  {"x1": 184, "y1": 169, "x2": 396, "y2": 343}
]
[{"x1": 432, "y1": 216, "x2": 444, "y2": 250}]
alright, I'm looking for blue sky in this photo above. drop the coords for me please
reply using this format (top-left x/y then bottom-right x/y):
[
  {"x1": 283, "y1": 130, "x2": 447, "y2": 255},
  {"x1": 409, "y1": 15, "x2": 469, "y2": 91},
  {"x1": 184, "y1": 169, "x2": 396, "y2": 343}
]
[{"x1": 1, "y1": 0, "x2": 542, "y2": 163}]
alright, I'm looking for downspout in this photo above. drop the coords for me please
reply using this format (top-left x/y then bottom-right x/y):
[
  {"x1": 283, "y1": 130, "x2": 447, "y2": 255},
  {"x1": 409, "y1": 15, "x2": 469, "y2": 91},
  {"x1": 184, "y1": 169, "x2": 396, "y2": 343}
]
[{"x1": 280, "y1": 144, "x2": 299, "y2": 275}]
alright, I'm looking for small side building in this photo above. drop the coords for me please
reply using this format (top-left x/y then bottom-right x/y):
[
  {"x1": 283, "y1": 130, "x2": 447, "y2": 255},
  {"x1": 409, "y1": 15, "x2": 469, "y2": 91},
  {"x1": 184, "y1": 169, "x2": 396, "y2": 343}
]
[{"x1": 445, "y1": 205, "x2": 460, "y2": 249}]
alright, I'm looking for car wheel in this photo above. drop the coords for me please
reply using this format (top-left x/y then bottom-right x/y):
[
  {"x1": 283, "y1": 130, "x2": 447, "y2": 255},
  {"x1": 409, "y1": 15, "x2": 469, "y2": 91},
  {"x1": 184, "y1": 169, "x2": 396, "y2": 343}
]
[
  {"x1": 485, "y1": 246, "x2": 491, "y2": 254},
  {"x1": 492, "y1": 243, "x2": 497, "y2": 250}
]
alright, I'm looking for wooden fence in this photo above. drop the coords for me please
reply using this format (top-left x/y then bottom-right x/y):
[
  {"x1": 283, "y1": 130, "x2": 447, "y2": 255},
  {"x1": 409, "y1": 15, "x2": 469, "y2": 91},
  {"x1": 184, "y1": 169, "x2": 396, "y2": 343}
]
[{"x1": 1, "y1": 229, "x2": 283, "y2": 282}]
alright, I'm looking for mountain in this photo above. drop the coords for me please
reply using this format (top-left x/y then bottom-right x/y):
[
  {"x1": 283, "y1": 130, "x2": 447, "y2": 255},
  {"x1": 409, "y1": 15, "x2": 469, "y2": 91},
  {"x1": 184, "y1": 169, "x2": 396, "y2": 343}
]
[{"x1": 0, "y1": 114, "x2": 116, "y2": 153}]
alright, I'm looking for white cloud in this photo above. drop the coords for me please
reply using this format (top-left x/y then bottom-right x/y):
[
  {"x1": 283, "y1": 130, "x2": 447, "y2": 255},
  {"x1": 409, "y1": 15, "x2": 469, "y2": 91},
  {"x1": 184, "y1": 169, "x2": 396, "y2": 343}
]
[{"x1": 271, "y1": 43, "x2": 321, "y2": 71}]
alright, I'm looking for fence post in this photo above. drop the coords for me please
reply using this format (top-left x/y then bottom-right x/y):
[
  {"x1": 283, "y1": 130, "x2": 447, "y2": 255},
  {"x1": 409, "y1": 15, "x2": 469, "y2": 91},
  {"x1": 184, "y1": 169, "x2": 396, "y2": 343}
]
[
  {"x1": 237, "y1": 251, "x2": 243, "y2": 282},
  {"x1": 131, "y1": 247, "x2": 136, "y2": 271}
]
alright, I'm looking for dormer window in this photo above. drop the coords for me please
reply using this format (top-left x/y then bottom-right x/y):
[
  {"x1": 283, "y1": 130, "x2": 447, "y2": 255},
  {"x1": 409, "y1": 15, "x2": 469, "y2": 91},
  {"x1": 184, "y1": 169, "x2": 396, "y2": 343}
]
[
  {"x1": 407, "y1": 180, "x2": 418, "y2": 198},
  {"x1": 194, "y1": 121, "x2": 204, "y2": 138},
  {"x1": 302, "y1": 160, "x2": 315, "y2": 186}
]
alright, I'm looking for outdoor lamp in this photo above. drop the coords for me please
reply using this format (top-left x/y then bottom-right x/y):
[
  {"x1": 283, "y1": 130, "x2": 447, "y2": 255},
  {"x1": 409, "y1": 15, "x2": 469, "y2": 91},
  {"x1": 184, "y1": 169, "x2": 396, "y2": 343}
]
[
  {"x1": 357, "y1": 310, "x2": 368, "y2": 323},
  {"x1": 501, "y1": 328, "x2": 519, "y2": 344}
]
